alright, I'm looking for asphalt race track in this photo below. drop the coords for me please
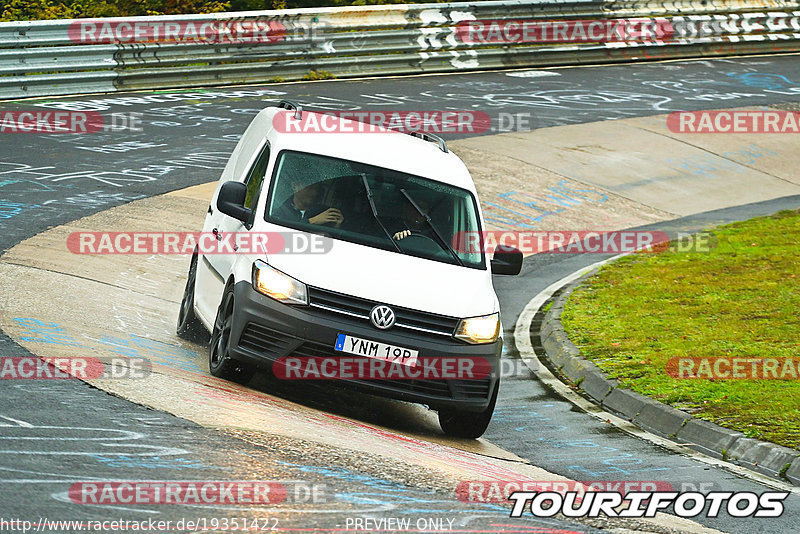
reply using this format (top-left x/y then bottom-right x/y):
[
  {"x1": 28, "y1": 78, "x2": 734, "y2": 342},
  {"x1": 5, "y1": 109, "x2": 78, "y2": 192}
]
[{"x1": 1, "y1": 55, "x2": 800, "y2": 533}]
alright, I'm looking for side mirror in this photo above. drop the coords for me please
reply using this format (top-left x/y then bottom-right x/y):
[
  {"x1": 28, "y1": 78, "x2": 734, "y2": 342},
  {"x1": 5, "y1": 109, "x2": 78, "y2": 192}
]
[
  {"x1": 217, "y1": 181, "x2": 253, "y2": 223},
  {"x1": 491, "y1": 245, "x2": 523, "y2": 275}
]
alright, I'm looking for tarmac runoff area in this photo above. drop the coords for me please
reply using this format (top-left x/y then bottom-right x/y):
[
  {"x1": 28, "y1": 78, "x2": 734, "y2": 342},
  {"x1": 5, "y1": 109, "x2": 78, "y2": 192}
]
[{"x1": 2, "y1": 105, "x2": 799, "y2": 532}]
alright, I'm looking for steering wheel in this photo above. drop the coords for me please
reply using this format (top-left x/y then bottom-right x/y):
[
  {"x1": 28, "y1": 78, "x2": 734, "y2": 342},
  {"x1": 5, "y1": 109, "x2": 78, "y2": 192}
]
[{"x1": 395, "y1": 232, "x2": 441, "y2": 251}]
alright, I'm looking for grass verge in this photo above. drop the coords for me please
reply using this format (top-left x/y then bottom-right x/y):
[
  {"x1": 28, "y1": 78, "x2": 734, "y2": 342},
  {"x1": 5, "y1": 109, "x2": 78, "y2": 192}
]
[{"x1": 561, "y1": 209, "x2": 800, "y2": 449}]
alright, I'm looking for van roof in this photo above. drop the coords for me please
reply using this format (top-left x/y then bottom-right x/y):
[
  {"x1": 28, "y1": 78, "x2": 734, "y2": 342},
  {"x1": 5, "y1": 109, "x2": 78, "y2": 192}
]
[{"x1": 260, "y1": 107, "x2": 477, "y2": 193}]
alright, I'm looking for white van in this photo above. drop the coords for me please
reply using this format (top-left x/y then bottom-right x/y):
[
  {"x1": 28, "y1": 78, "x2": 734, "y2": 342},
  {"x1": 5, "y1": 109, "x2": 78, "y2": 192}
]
[{"x1": 177, "y1": 101, "x2": 522, "y2": 438}]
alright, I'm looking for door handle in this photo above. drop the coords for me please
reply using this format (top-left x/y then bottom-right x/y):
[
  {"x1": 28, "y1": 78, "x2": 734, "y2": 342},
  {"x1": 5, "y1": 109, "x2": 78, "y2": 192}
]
[{"x1": 212, "y1": 227, "x2": 237, "y2": 251}]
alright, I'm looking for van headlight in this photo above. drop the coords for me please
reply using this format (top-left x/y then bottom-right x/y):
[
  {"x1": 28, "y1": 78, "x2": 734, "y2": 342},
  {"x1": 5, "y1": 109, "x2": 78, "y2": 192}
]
[
  {"x1": 454, "y1": 312, "x2": 500, "y2": 344},
  {"x1": 252, "y1": 260, "x2": 308, "y2": 305}
]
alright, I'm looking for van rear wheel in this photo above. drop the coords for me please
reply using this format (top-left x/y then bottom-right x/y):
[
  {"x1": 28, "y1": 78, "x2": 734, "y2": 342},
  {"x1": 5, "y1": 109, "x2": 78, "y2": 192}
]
[
  {"x1": 209, "y1": 286, "x2": 255, "y2": 384},
  {"x1": 438, "y1": 380, "x2": 499, "y2": 439}
]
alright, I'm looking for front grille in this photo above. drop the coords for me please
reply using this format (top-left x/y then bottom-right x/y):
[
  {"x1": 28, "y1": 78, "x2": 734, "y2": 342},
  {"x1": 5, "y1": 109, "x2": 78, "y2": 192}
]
[
  {"x1": 239, "y1": 322, "x2": 492, "y2": 401},
  {"x1": 307, "y1": 286, "x2": 460, "y2": 338},
  {"x1": 369, "y1": 379, "x2": 451, "y2": 397},
  {"x1": 285, "y1": 341, "x2": 490, "y2": 401},
  {"x1": 354, "y1": 377, "x2": 490, "y2": 400},
  {"x1": 292, "y1": 339, "x2": 338, "y2": 359}
]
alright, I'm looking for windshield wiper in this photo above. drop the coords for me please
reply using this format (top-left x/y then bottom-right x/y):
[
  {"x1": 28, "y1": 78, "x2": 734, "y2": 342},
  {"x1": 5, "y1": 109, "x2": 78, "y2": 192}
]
[
  {"x1": 360, "y1": 174, "x2": 402, "y2": 253},
  {"x1": 399, "y1": 189, "x2": 464, "y2": 267}
]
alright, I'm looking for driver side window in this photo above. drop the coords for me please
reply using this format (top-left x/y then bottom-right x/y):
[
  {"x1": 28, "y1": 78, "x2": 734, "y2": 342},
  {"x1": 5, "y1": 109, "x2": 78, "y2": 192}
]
[{"x1": 244, "y1": 142, "x2": 270, "y2": 210}]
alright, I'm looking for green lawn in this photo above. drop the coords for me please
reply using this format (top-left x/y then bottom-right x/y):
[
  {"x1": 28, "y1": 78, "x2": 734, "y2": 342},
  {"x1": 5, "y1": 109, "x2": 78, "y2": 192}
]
[{"x1": 561, "y1": 209, "x2": 800, "y2": 450}]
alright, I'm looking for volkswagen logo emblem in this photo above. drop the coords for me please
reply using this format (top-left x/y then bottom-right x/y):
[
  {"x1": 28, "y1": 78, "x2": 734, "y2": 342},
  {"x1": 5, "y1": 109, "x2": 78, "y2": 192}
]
[{"x1": 370, "y1": 305, "x2": 396, "y2": 330}]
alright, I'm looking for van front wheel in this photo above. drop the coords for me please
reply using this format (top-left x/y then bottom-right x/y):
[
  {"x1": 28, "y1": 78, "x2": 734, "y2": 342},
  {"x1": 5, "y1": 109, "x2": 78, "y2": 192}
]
[
  {"x1": 209, "y1": 286, "x2": 255, "y2": 384},
  {"x1": 438, "y1": 380, "x2": 499, "y2": 439}
]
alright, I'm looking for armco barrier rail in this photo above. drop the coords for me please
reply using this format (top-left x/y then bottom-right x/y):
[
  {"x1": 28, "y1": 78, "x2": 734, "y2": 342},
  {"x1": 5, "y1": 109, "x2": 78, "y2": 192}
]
[{"x1": 2, "y1": 0, "x2": 800, "y2": 99}]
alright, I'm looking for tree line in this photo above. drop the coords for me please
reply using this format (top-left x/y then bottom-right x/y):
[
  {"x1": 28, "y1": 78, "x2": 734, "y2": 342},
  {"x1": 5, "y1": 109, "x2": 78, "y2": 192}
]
[{"x1": 3, "y1": 0, "x2": 456, "y2": 22}]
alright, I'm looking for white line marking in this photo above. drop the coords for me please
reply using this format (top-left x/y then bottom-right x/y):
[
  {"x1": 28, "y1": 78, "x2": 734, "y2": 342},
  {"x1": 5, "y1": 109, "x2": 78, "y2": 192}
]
[
  {"x1": 0, "y1": 415, "x2": 33, "y2": 428},
  {"x1": 505, "y1": 70, "x2": 562, "y2": 78}
]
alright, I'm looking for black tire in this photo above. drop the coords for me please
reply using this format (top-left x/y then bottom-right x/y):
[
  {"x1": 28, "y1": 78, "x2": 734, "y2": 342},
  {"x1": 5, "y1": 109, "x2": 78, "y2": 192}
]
[
  {"x1": 438, "y1": 379, "x2": 499, "y2": 439},
  {"x1": 208, "y1": 285, "x2": 255, "y2": 384},
  {"x1": 176, "y1": 252, "x2": 207, "y2": 342}
]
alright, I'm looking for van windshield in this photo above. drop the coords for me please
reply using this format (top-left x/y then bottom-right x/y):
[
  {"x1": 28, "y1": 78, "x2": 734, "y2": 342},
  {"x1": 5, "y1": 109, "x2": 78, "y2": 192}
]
[{"x1": 265, "y1": 150, "x2": 485, "y2": 270}]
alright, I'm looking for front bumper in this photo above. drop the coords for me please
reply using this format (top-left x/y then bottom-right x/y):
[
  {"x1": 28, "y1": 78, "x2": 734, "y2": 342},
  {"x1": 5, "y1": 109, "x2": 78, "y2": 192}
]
[{"x1": 229, "y1": 281, "x2": 501, "y2": 412}]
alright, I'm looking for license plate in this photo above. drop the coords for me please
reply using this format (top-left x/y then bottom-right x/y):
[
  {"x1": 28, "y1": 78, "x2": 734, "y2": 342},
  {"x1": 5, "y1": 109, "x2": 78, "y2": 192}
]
[{"x1": 334, "y1": 334, "x2": 419, "y2": 367}]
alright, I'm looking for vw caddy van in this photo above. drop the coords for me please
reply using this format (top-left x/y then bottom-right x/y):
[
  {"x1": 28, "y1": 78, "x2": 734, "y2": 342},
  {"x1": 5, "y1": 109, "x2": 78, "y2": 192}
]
[{"x1": 177, "y1": 101, "x2": 522, "y2": 438}]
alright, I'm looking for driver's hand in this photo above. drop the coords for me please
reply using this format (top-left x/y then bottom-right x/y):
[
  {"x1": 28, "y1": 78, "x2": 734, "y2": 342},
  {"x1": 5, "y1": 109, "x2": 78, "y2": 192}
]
[
  {"x1": 393, "y1": 230, "x2": 412, "y2": 240},
  {"x1": 309, "y1": 208, "x2": 344, "y2": 227}
]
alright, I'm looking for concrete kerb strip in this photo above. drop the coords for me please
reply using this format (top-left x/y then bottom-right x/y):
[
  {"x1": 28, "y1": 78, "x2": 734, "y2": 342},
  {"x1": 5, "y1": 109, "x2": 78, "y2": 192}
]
[
  {"x1": 546, "y1": 276, "x2": 800, "y2": 482},
  {"x1": 515, "y1": 257, "x2": 800, "y2": 491}
]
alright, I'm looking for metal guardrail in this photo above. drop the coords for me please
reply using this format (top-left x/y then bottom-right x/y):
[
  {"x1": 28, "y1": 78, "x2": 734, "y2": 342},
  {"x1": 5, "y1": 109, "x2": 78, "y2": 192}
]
[{"x1": 2, "y1": 0, "x2": 800, "y2": 99}]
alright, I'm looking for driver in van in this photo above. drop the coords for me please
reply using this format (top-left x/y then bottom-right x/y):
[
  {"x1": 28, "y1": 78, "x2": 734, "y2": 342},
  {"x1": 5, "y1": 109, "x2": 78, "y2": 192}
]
[
  {"x1": 392, "y1": 198, "x2": 433, "y2": 241},
  {"x1": 276, "y1": 177, "x2": 344, "y2": 228}
]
